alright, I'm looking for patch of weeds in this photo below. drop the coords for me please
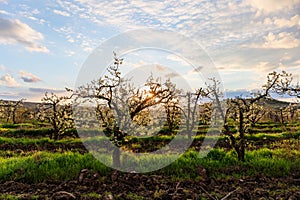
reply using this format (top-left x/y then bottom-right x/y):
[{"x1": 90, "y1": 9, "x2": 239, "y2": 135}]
[
  {"x1": 0, "y1": 194, "x2": 18, "y2": 200},
  {"x1": 29, "y1": 195, "x2": 39, "y2": 200},
  {"x1": 131, "y1": 143, "x2": 142, "y2": 149},
  {"x1": 126, "y1": 192, "x2": 144, "y2": 200},
  {"x1": 209, "y1": 191, "x2": 223, "y2": 199},
  {"x1": 153, "y1": 189, "x2": 166, "y2": 199},
  {"x1": 82, "y1": 192, "x2": 102, "y2": 199}
]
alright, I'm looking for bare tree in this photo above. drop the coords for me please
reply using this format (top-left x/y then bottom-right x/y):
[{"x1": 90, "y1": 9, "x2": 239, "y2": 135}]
[
  {"x1": 0, "y1": 99, "x2": 25, "y2": 124},
  {"x1": 269, "y1": 71, "x2": 299, "y2": 123},
  {"x1": 163, "y1": 99, "x2": 181, "y2": 134},
  {"x1": 273, "y1": 74, "x2": 300, "y2": 98},
  {"x1": 75, "y1": 53, "x2": 180, "y2": 168},
  {"x1": 11, "y1": 99, "x2": 26, "y2": 124},
  {"x1": 248, "y1": 103, "x2": 265, "y2": 127},
  {"x1": 207, "y1": 71, "x2": 292, "y2": 161},
  {"x1": 0, "y1": 99, "x2": 10, "y2": 123},
  {"x1": 178, "y1": 89, "x2": 209, "y2": 140},
  {"x1": 198, "y1": 102, "x2": 212, "y2": 126},
  {"x1": 39, "y1": 92, "x2": 74, "y2": 140},
  {"x1": 284, "y1": 103, "x2": 299, "y2": 122}
]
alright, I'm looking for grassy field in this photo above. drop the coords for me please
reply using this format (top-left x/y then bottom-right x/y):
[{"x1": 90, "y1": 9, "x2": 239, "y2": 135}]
[{"x1": 0, "y1": 121, "x2": 300, "y2": 199}]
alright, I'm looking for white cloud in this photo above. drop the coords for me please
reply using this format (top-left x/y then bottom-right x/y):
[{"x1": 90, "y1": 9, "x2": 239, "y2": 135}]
[
  {"x1": 123, "y1": 60, "x2": 149, "y2": 70},
  {"x1": 263, "y1": 32, "x2": 300, "y2": 49},
  {"x1": 0, "y1": 86, "x2": 69, "y2": 102},
  {"x1": 56, "y1": 0, "x2": 84, "y2": 15},
  {"x1": 0, "y1": 91, "x2": 19, "y2": 99},
  {"x1": 48, "y1": 0, "x2": 298, "y2": 56},
  {"x1": 71, "y1": 0, "x2": 193, "y2": 30},
  {"x1": 65, "y1": 50, "x2": 75, "y2": 57},
  {"x1": 66, "y1": 35, "x2": 75, "y2": 43},
  {"x1": 0, "y1": 74, "x2": 20, "y2": 87},
  {"x1": 0, "y1": 10, "x2": 11, "y2": 15},
  {"x1": 255, "y1": 61, "x2": 278, "y2": 72},
  {"x1": 53, "y1": 9, "x2": 70, "y2": 17},
  {"x1": 273, "y1": 15, "x2": 300, "y2": 28},
  {"x1": 19, "y1": 70, "x2": 41, "y2": 83},
  {"x1": 61, "y1": 1, "x2": 247, "y2": 51},
  {"x1": 247, "y1": 32, "x2": 300, "y2": 49},
  {"x1": 166, "y1": 54, "x2": 190, "y2": 66},
  {"x1": 244, "y1": 0, "x2": 300, "y2": 14},
  {"x1": 0, "y1": 18, "x2": 49, "y2": 52},
  {"x1": 293, "y1": 59, "x2": 300, "y2": 65},
  {"x1": 262, "y1": 15, "x2": 300, "y2": 29},
  {"x1": 29, "y1": 87, "x2": 66, "y2": 94},
  {"x1": 155, "y1": 64, "x2": 167, "y2": 72},
  {"x1": 0, "y1": 0, "x2": 298, "y2": 94},
  {"x1": 32, "y1": 9, "x2": 40, "y2": 15}
]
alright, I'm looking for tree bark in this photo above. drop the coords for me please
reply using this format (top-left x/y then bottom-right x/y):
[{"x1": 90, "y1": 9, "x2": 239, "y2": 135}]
[
  {"x1": 237, "y1": 148, "x2": 245, "y2": 162},
  {"x1": 238, "y1": 108, "x2": 245, "y2": 162}
]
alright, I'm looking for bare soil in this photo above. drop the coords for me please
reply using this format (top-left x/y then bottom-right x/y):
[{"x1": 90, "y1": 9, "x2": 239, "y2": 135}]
[{"x1": 1, "y1": 169, "x2": 299, "y2": 199}]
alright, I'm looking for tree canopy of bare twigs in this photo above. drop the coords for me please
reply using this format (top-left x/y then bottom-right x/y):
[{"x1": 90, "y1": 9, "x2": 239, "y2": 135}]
[
  {"x1": 206, "y1": 71, "x2": 292, "y2": 161},
  {"x1": 39, "y1": 92, "x2": 74, "y2": 140},
  {"x1": 0, "y1": 98, "x2": 25, "y2": 124}
]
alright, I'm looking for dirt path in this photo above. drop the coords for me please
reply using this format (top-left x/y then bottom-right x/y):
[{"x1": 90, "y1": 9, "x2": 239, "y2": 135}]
[{"x1": 1, "y1": 170, "x2": 299, "y2": 199}]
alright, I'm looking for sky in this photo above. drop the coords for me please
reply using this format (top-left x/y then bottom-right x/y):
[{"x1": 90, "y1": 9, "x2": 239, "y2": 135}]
[{"x1": 0, "y1": 0, "x2": 299, "y2": 102}]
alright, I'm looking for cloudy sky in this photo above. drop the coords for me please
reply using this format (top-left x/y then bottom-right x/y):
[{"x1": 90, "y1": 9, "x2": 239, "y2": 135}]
[{"x1": 0, "y1": 0, "x2": 299, "y2": 101}]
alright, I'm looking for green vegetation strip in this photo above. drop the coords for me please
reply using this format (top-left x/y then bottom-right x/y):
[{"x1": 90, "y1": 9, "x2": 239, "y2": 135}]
[
  {"x1": 245, "y1": 131, "x2": 300, "y2": 140},
  {"x1": 0, "y1": 152, "x2": 110, "y2": 183},
  {"x1": 0, "y1": 148, "x2": 299, "y2": 183},
  {"x1": 1, "y1": 130, "x2": 299, "y2": 147},
  {"x1": 0, "y1": 137, "x2": 82, "y2": 146}
]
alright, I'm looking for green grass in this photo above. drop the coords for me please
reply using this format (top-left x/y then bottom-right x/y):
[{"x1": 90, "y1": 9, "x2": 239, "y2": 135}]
[
  {"x1": 0, "y1": 123, "x2": 42, "y2": 129},
  {"x1": 162, "y1": 148, "x2": 300, "y2": 179},
  {"x1": 0, "y1": 121, "x2": 299, "y2": 184},
  {"x1": 0, "y1": 147, "x2": 299, "y2": 183},
  {"x1": 0, "y1": 194, "x2": 19, "y2": 200},
  {"x1": 244, "y1": 148, "x2": 300, "y2": 177},
  {"x1": 0, "y1": 151, "x2": 110, "y2": 183},
  {"x1": 82, "y1": 192, "x2": 102, "y2": 199},
  {"x1": 126, "y1": 192, "x2": 144, "y2": 200},
  {"x1": 0, "y1": 195, "x2": 39, "y2": 200},
  {"x1": 0, "y1": 136, "x2": 82, "y2": 146},
  {"x1": 245, "y1": 131, "x2": 300, "y2": 140}
]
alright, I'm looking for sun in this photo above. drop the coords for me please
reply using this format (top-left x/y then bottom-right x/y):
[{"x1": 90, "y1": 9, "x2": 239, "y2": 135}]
[{"x1": 147, "y1": 92, "x2": 155, "y2": 98}]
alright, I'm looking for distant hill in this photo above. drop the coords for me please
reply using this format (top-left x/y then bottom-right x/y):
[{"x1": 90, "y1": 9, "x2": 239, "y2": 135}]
[
  {"x1": 23, "y1": 101, "x2": 41, "y2": 109},
  {"x1": 261, "y1": 98, "x2": 299, "y2": 109},
  {"x1": 2, "y1": 97, "x2": 299, "y2": 111},
  {"x1": 0, "y1": 100, "x2": 40, "y2": 110}
]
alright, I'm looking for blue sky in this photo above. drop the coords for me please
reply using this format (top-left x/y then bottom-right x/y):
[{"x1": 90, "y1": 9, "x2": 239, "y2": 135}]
[{"x1": 0, "y1": 0, "x2": 299, "y2": 101}]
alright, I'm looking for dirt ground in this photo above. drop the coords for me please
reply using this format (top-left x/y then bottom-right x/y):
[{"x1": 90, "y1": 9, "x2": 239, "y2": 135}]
[{"x1": 1, "y1": 169, "x2": 299, "y2": 200}]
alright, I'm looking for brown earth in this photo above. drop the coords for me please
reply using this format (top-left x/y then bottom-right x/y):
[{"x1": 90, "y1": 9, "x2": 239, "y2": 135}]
[{"x1": 0, "y1": 169, "x2": 299, "y2": 199}]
